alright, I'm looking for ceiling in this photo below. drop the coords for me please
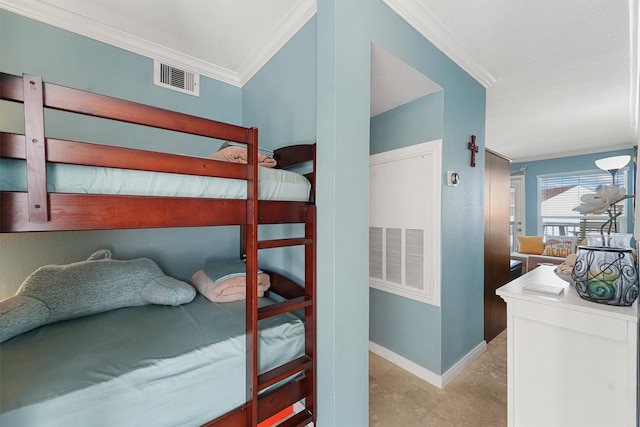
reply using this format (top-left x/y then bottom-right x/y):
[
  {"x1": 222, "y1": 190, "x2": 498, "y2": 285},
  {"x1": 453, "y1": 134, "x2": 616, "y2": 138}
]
[
  {"x1": 413, "y1": 0, "x2": 637, "y2": 162},
  {"x1": 1, "y1": 0, "x2": 637, "y2": 162}
]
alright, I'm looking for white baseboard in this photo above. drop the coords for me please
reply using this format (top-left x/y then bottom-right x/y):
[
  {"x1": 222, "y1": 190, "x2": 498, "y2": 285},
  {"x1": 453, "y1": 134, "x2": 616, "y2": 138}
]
[
  {"x1": 440, "y1": 340, "x2": 487, "y2": 387},
  {"x1": 369, "y1": 339, "x2": 487, "y2": 389}
]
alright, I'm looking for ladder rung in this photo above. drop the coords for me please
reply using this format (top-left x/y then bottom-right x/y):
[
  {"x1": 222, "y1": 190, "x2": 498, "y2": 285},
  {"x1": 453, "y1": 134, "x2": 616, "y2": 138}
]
[
  {"x1": 258, "y1": 355, "x2": 313, "y2": 391},
  {"x1": 274, "y1": 409, "x2": 313, "y2": 427},
  {"x1": 258, "y1": 296, "x2": 312, "y2": 319},
  {"x1": 258, "y1": 237, "x2": 312, "y2": 249},
  {"x1": 277, "y1": 410, "x2": 313, "y2": 427}
]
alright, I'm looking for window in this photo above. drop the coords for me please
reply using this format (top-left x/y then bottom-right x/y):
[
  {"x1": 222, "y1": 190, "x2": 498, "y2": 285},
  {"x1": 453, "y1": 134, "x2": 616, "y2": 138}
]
[
  {"x1": 510, "y1": 176, "x2": 525, "y2": 252},
  {"x1": 537, "y1": 169, "x2": 630, "y2": 238}
]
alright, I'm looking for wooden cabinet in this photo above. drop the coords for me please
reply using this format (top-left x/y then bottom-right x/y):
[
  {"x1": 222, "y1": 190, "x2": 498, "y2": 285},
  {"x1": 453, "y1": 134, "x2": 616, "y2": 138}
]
[
  {"x1": 484, "y1": 149, "x2": 511, "y2": 341},
  {"x1": 497, "y1": 266, "x2": 637, "y2": 427}
]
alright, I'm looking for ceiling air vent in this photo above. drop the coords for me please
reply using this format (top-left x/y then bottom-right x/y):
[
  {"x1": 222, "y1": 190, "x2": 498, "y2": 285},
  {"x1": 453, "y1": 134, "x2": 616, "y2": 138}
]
[{"x1": 153, "y1": 60, "x2": 200, "y2": 96}]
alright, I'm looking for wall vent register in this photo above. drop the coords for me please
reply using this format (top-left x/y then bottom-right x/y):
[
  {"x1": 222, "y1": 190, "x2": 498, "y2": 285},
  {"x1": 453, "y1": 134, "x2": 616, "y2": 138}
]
[
  {"x1": 153, "y1": 60, "x2": 200, "y2": 96},
  {"x1": 369, "y1": 140, "x2": 442, "y2": 306}
]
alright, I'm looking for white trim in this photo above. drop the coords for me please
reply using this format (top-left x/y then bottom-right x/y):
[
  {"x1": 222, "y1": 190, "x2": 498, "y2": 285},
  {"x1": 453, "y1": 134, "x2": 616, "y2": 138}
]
[
  {"x1": 369, "y1": 140, "x2": 442, "y2": 307},
  {"x1": 510, "y1": 176, "x2": 526, "y2": 250},
  {"x1": 440, "y1": 340, "x2": 487, "y2": 388},
  {"x1": 369, "y1": 339, "x2": 487, "y2": 389},
  {"x1": 370, "y1": 278, "x2": 435, "y2": 305},
  {"x1": 630, "y1": 0, "x2": 639, "y2": 145},
  {"x1": 383, "y1": 0, "x2": 497, "y2": 88},
  {"x1": 237, "y1": 2, "x2": 317, "y2": 86},
  {"x1": 0, "y1": 0, "x2": 316, "y2": 88}
]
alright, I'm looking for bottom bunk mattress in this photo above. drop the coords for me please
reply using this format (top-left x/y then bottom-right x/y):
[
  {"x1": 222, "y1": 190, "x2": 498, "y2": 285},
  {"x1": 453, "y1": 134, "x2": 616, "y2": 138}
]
[{"x1": 0, "y1": 294, "x2": 304, "y2": 426}]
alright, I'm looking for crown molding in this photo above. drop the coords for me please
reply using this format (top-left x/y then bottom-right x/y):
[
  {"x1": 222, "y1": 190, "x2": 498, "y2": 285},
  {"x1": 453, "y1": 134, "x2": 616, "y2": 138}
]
[
  {"x1": 237, "y1": 1, "x2": 317, "y2": 86},
  {"x1": 383, "y1": 0, "x2": 497, "y2": 88},
  {"x1": 0, "y1": 0, "x2": 316, "y2": 88}
]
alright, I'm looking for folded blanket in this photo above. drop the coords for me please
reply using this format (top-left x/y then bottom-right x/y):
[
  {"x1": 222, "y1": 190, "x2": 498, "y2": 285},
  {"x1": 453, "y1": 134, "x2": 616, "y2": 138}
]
[
  {"x1": 209, "y1": 146, "x2": 277, "y2": 168},
  {"x1": 190, "y1": 260, "x2": 271, "y2": 303}
]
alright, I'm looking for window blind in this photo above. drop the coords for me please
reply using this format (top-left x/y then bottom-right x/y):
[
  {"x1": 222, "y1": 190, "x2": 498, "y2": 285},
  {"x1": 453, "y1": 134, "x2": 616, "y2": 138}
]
[{"x1": 538, "y1": 169, "x2": 629, "y2": 233}]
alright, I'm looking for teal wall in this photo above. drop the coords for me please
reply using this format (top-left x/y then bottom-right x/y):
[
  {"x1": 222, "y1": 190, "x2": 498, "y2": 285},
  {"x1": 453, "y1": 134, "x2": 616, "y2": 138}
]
[
  {"x1": 369, "y1": 92, "x2": 444, "y2": 371},
  {"x1": 315, "y1": 1, "x2": 371, "y2": 424},
  {"x1": 370, "y1": 90, "x2": 444, "y2": 154},
  {"x1": 364, "y1": 2, "x2": 487, "y2": 375},
  {"x1": 0, "y1": 12, "x2": 241, "y2": 152},
  {"x1": 512, "y1": 148, "x2": 635, "y2": 236},
  {"x1": 242, "y1": 18, "x2": 317, "y2": 285},
  {"x1": 0, "y1": 10, "x2": 243, "y2": 297},
  {"x1": 242, "y1": 19, "x2": 317, "y2": 150}
]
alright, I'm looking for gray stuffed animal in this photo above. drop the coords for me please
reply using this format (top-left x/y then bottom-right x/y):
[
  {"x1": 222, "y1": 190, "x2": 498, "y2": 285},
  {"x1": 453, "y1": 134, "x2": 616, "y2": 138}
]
[{"x1": 0, "y1": 249, "x2": 195, "y2": 343}]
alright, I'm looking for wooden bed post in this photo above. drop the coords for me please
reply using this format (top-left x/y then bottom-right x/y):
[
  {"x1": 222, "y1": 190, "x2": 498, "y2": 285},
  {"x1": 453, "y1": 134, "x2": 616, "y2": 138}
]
[
  {"x1": 245, "y1": 127, "x2": 259, "y2": 427},
  {"x1": 22, "y1": 75, "x2": 49, "y2": 222},
  {"x1": 304, "y1": 203, "x2": 317, "y2": 423}
]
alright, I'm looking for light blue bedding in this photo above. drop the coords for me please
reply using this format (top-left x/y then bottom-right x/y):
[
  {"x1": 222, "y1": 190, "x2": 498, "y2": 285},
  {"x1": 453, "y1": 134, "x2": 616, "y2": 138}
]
[
  {"x1": 0, "y1": 158, "x2": 311, "y2": 201},
  {"x1": 0, "y1": 295, "x2": 305, "y2": 426}
]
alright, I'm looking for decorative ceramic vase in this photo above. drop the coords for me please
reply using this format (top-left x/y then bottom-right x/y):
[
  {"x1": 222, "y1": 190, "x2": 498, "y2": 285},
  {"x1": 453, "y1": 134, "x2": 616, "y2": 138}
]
[{"x1": 571, "y1": 246, "x2": 639, "y2": 306}]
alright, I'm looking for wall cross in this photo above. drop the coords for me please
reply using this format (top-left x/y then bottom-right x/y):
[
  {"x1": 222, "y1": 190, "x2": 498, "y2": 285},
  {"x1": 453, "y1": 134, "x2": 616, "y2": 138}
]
[{"x1": 467, "y1": 135, "x2": 478, "y2": 167}]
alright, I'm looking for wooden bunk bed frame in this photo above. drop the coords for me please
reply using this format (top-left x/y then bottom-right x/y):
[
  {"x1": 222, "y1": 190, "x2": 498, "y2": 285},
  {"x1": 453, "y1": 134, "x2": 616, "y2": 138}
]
[{"x1": 0, "y1": 72, "x2": 316, "y2": 427}]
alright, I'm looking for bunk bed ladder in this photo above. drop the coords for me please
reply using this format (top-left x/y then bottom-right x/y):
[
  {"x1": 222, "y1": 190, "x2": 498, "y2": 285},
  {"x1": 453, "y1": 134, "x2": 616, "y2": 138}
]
[
  {"x1": 237, "y1": 131, "x2": 316, "y2": 426},
  {"x1": 255, "y1": 204, "x2": 316, "y2": 427}
]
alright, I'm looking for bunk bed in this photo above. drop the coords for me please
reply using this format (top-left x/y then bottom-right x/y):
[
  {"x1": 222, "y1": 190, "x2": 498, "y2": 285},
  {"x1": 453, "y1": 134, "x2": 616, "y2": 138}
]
[{"x1": 0, "y1": 72, "x2": 316, "y2": 427}]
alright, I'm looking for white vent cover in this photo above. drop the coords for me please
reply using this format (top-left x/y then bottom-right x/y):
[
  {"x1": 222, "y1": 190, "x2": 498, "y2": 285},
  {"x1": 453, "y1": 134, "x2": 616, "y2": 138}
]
[
  {"x1": 154, "y1": 60, "x2": 199, "y2": 96},
  {"x1": 369, "y1": 227, "x2": 425, "y2": 289},
  {"x1": 369, "y1": 139, "x2": 442, "y2": 306}
]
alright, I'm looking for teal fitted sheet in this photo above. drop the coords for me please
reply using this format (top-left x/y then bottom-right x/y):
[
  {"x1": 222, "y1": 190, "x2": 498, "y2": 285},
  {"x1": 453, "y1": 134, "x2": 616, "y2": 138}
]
[
  {"x1": 0, "y1": 295, "x2": 305, "y2": 426},
  {"x1": 0, "y1": 158, "x2": 311, "y2": 201}
]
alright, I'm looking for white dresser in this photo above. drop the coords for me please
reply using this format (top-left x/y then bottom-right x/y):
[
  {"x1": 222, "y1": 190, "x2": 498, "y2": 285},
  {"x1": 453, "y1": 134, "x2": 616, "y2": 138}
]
[{"x1": 497, "y1": 265, "x2": 638, "y2": 427}]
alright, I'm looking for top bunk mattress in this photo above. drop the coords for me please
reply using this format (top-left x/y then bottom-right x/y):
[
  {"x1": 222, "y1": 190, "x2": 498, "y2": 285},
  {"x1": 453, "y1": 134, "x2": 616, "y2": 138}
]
[
  {"x1": 0, "y1": 158, "x2": 311, "y2": 202},
  {"x1": 0, "y1": 294, "x2": 305, "y2": 427}
]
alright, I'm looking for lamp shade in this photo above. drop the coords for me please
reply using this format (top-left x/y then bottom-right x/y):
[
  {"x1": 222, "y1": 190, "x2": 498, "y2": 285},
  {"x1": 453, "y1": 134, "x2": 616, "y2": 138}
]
[{"x1": 595, "y1": 155, "x2": 630, "y2": 172}]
